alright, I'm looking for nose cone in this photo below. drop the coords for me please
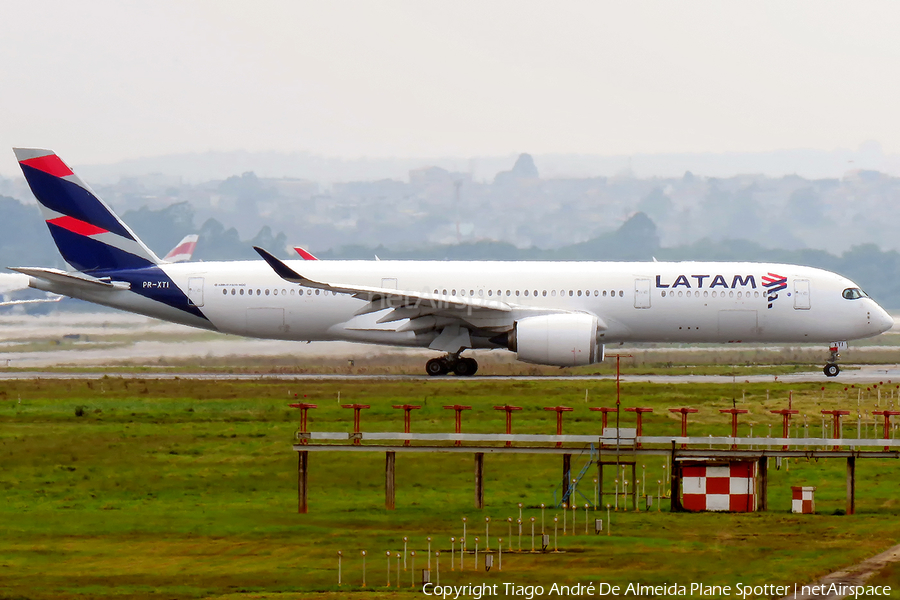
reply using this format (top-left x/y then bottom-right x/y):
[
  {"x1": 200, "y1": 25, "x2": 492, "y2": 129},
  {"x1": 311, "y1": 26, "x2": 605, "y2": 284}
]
[{"x1": 873, "y1": 303, "x2": 894, "y2": 334}]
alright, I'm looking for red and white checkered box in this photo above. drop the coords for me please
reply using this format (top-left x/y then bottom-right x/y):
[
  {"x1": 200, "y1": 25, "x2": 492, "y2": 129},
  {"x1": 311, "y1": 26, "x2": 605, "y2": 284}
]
[
  {"x1": 791, "y1": 486, "x2": 816, "y2": 514},
  {"x1": 682, "y1": 461, "x2": 757, "y2": 512}
]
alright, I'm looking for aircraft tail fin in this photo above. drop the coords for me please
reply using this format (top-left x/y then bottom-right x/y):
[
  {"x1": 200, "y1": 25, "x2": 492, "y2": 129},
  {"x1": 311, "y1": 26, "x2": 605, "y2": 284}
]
[
  {"x1": 13, "y1": 148, "x2": 161, "y2": 273},
  {"x1": 163, "y1": 234, "x2": 199, "y2": 263},
  {"x1": 294, "y1": 246, "x2": 318, "y2": 260}
]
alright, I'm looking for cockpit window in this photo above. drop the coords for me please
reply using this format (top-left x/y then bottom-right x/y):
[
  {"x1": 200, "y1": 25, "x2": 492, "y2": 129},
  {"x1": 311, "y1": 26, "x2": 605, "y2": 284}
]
[{"x1": 842, "y1": 288, "x2": 868, "y2": 300}]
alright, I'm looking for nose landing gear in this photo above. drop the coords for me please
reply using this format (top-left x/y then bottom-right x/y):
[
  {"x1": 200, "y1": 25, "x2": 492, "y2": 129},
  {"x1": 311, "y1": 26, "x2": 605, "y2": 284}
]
[
  {"x1": 824, "y1": 342, "x2": 843, "y2": 377},
  {"x1": 425, "y1": 354, "x2": 478, "y2": 377}
]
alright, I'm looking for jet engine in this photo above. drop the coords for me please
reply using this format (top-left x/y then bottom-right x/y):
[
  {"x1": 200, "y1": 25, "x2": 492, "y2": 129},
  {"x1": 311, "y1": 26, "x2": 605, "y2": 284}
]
[{"x1": 505, "y1": 313, "x2": 605, "y2": 366}]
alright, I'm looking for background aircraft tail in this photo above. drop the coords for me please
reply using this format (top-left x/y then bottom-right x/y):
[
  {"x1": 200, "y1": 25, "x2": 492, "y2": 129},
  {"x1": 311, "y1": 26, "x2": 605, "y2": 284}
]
[
  {"x1": 13, "y1": 148, "x2": 161, "y2": 273},
  {"x1": 163, "y1": 234, "x2": 199, "y2": 262}
]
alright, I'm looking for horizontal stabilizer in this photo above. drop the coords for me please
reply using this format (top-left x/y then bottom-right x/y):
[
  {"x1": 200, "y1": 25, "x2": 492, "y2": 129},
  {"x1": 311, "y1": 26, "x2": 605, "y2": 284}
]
[
  {"x1": 9, "y1": 267, "x2": 130, "y2": 291},
  {"x1": 0, "y1": 296, "x2": 62, "y2": 307}
]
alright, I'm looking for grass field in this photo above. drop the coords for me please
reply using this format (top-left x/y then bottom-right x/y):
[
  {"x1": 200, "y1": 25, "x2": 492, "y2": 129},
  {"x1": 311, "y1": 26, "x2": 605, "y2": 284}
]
[{"x1": 3, "y1": 377, "x2": 900, "y2": 599}]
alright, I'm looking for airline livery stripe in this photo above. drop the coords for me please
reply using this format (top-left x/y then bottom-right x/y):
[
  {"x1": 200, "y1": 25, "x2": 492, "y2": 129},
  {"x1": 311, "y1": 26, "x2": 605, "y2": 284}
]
[
  {"x1": 20, "y1": 155, "x2": 74, "y2": 178},
  {"x1": 170, "y1": 242, "x2": 195, "y2": 255},
  {"x1": 47, "y1": 215, "x2": 109, "y2": 236}
]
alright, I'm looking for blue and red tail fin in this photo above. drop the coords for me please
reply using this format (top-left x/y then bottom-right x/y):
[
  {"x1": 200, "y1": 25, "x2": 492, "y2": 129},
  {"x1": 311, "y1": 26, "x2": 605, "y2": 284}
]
[{"x1": 13, "y1": 148, "x2": 161, "y2": 273}]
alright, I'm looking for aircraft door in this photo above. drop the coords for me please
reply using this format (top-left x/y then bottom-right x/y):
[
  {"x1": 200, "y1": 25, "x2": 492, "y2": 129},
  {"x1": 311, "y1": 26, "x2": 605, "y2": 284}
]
[
  {"x1": 793, "y1": 279, "x2": 810, "y2": 310},
  {"x1": 187, "y1": 277, "x2": 204, "y2": 307},
  {"x1": 634, "y1": 278, "x2": 651, "y2": 309}
]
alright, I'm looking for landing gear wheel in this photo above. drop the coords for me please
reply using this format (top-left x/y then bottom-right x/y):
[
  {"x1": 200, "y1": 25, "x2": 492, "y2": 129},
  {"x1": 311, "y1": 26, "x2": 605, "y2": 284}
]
[
  {"x1": 453, "y1": 357, "x2": 478, "y2": 377},
  {"x1": 425, "y1": 358, "x2": 449, "y2": 376},
  {"x1": 824, "y1": 363, "x2": 840, "y2": 378}
]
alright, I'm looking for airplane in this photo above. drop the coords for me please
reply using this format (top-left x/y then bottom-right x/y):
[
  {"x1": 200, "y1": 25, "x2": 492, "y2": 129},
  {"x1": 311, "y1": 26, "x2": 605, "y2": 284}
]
[
  {"x1": 163, "y1": 234, "x2": 199, "y2": 263},
  {"x1": 0, "y1": 234, "x2": 198, "y2": 308},
  {"x1": 294, "y1": 247, "x2": 318, "y2": 260},
  {"x1": 9, "y1": 148, "x2": 894, "y2": 377}
]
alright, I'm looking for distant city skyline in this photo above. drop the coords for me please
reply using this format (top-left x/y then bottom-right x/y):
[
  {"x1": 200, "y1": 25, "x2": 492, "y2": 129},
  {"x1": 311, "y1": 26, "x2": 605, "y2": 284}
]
[{"x1": 3, "y1": 2, "x2": 900, "y2": 176}]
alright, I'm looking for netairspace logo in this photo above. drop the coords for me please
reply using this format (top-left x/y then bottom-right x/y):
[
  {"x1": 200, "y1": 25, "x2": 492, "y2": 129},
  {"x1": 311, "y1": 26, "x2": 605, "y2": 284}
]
[{"x1": 421, "y1": 581, "x2": 892, "y2": 599}]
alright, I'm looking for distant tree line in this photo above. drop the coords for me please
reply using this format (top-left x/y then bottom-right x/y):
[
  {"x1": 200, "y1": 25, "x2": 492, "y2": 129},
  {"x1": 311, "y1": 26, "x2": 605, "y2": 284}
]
[{"x1": 1, "y1": 195, "x2": 898, "y2": 308}]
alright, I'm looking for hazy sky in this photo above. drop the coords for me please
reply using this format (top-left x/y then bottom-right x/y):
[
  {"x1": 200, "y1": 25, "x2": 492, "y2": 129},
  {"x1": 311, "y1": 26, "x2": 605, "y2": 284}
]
[{"x1": 2, "y1": 1, "x2": 900, "y2": 174}]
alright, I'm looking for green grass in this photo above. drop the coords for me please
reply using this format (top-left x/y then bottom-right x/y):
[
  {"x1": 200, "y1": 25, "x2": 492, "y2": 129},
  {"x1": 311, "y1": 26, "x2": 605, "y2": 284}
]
[{"x1": 2, "y1": 378, "x2": 900, "y2": 598}]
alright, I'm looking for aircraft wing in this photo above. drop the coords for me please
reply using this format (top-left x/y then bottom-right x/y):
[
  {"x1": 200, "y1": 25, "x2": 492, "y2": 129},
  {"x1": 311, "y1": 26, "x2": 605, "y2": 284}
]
[{"x1": 254, "y1": 247, "x2": 517, "y2": 332}]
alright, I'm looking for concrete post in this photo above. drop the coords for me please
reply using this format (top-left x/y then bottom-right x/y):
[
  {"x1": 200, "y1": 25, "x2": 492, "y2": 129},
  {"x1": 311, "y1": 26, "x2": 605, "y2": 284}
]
[
  {"x1": 474, "y1": 452, "x2": 485, "y2": 509},
  {"x1": 298, "y1": 451, "x2": 309, "y2": 514},
  {"x1": 758, "y1": 456, "x2": 768, "y2": 511},
  {"x1": 669, "y1": 441, "x2": 681, "y2": 512},
  {"x1": 562, "y1": 454, "x2": 572, "y2": 501},
  {"x1": 846, "y1": 456, "x2": 856, "y2": 515},
  {"x1": 385, "y1": 451, "x2": 396, "y2": 511}
]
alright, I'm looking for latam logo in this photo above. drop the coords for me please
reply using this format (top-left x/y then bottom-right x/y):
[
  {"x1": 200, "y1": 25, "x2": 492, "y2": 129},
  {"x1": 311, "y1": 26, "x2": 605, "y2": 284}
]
[
  {"x1": 655, "y1": 274, "x2": 757, "y2": 289},
  {"x1": 656, "y1": 273, "x2": 788, "y2": 310},
  {"x1": 762, "y1": 273, "x2": 787, "y2": 309}
]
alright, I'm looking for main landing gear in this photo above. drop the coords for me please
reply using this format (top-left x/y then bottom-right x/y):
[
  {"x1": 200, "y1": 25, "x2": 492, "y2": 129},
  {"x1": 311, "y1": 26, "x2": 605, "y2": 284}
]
[
  {"x1": 824, "y1": 343, "x2": 841, "y2": 378},
  {"x1": 425, "y1": 354, "x2": 478, "y2": 377}
]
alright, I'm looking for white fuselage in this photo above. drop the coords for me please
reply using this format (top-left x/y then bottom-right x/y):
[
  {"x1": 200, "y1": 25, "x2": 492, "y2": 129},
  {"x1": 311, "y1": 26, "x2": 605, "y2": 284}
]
[{"x1": 30, "y1": 260, "x2": 893, "y2": 350}]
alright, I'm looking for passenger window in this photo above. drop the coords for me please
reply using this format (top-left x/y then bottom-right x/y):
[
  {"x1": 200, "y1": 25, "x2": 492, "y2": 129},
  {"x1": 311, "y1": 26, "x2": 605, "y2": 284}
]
[
  {"x1": 273, "y1": 289, "x2": 278, "y2": 296},
  {"x1": 257, "y1": 289, "x2": 261, "y2": 295},
  {"x1": 619, "y1": 291, "x2": 624, "y2": 297},
  {"x1": 542, "y1": 290, "x2": 547, "y2": 297},
  {"x1": 488, "y1": 290, "x2": 493, "y2": 296},
  {"x1": 551, "y1": 290, "x2": 557, "y2": 297},
  {"x1": 524, "y1": 290, "x2": 529, "y2": 297},
  {"x1": 577, "y1": 290, "x2": 582, "y2": 297},
  {"x1": 568, "y1": 290, "x2": 573, "y2": 297},
  {"x1": 516, "y1": 290, "x2": 520, "y2": 297},
  {"x1": 239, "y1": 289, "x2": 244, "y2": 296},
  {"x1": 315, "y1": 289, "x2": 320, "y2": 296}
]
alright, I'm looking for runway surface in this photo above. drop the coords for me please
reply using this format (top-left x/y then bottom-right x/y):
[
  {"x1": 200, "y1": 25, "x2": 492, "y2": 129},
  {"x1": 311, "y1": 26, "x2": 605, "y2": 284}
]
[
  {"x1": 1, "y1": 364, "x2": 899, "y2": 383},
  {"x1": 1, "y1": 311, "x2": 899, "y2": 383}
]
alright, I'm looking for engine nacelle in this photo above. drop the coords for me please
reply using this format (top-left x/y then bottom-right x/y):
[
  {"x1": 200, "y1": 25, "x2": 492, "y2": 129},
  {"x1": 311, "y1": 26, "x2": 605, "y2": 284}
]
[{"x1": 507, "y1": 313, "x2": 605, "y2": 366}]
